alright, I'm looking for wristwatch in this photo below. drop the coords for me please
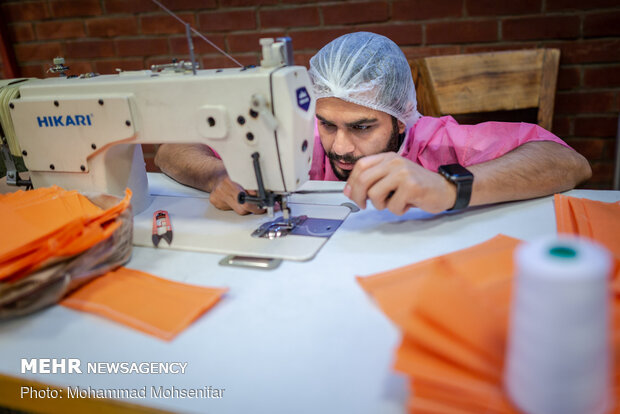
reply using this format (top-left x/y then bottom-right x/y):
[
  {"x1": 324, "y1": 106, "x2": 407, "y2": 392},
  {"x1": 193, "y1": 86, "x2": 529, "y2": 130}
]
[{"x1": 438, "y1": 164, "x2": 474, "y2": 211}]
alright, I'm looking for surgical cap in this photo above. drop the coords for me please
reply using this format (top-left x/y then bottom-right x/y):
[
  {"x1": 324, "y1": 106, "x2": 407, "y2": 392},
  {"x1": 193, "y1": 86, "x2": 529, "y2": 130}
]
[{"x1": 308, "y1": 32, "x2": 421, "y2": 130}]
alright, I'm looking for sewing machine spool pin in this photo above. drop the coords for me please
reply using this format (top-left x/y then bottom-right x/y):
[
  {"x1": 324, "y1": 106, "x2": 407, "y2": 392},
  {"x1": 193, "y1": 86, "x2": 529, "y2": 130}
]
[{"x1": 47, "y1": 57, "x2": 69, "y2": 77}]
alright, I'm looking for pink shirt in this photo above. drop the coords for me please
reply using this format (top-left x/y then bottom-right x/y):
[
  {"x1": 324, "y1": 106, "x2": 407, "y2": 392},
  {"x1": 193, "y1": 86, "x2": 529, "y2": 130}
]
[{"x1": 309, "y1": 115, "x2": 572, "y2": 181}]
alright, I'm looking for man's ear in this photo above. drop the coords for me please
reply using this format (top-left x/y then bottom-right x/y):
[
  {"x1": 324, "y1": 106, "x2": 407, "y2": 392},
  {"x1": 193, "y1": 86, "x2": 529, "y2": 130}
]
[{"x1": 398, "y1": 120, "x2": 406, "y2": 134}]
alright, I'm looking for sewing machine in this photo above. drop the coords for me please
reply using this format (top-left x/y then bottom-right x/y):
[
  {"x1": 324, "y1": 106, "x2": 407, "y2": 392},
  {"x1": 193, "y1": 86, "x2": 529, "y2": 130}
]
[
  {"x1": 1, "y1": 38, "x2": 315, "y2": 215},
  {"x1": 1, "y1": 38, "x2": 352, "y2": 263}
]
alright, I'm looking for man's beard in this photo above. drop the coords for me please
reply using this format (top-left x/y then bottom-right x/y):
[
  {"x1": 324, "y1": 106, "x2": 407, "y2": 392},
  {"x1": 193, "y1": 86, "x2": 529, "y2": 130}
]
[{"x1": 327, "y1": 117, "x2": 402, "y2": 181}]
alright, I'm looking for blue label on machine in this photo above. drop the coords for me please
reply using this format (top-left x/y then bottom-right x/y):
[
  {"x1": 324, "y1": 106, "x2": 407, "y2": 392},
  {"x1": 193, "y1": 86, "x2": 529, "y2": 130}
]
[
  {"x1": 296, "y1": 87, "x2": 310, "y2": 111},
  {"x1": 36, "y1": 115, "x2": 92, "y2": 127}
]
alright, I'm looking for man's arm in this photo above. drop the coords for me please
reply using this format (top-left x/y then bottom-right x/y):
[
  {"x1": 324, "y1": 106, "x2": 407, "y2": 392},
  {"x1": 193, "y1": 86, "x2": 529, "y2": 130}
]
[
  {"x1": 344, "y1": 141, "x2": 592, "y2": 215},
  {"x1": 468, "y1": 141, "x2": 591, "y2": 206},
  {"x1": 154, "y1": 144, "x2": 264, "y2": 215}
]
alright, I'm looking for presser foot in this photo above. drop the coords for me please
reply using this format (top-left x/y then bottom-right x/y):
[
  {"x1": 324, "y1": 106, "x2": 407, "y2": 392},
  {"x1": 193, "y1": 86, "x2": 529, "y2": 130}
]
[
  {"x1": 252, "y1": 215, "x2": 307, "y2": 239},
  {"x1": 251, "y1": 215, "x2": 343, "y2": 239}
]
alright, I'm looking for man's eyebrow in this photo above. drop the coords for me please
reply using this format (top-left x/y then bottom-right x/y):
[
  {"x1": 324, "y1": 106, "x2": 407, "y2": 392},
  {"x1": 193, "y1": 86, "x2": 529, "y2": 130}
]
[
  {"x1": 345, "y1": 118, "x2": 378, "y2": 127},
  {"x1": 316, "y1": 114, "x2": 378, "y2": 127},
  {"x1": 316, "y1": 114, "x2": 333, "y2": 124}
]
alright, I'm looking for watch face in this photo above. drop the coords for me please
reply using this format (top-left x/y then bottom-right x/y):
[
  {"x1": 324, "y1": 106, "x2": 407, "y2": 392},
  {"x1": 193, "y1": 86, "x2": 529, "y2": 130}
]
[{"x1": 439, "y1": 164, "x2": 473, "y2": 181}]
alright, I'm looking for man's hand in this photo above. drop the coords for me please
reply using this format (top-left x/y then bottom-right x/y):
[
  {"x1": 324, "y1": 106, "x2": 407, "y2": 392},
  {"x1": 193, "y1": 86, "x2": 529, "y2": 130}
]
[
  {"x1": 210, "y1": 174, "x2": 266, "y2": 215},
  {"x1": 344, "y1": 152, "x2": 456, "y2": 215},
  {"x1": 155, "y1": 144, "x2": 266, "y2": 215}
]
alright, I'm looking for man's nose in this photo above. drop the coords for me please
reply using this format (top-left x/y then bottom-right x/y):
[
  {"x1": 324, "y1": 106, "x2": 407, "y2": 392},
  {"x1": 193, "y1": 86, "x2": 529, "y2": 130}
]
[{"x1": 332, "y1": 129, "x2": 355, "y2": 155}]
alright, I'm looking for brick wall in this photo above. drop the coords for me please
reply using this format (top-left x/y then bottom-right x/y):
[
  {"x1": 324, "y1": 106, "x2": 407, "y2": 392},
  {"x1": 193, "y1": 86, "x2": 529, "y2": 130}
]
[{"x1": 0, "y1": 0, "x2": 618, "y2": 188}]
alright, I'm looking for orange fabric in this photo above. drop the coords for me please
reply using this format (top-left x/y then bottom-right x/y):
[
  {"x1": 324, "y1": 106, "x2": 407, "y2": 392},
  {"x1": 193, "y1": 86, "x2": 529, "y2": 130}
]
[
  {"x1": 61, "y1": 267, "x2": 228, "y2": 341},
  {"x1": 555, "y1": 194, "x2": 620, "y2": 414},
  {"x1": 357, "y1": 235, "x2": 520, "y2": 412},
  {"x1": 2, "y1": 186, "x2": 226, "y2": 340},
  {"x1": 0, "y1": 186, "x2": 131, "y2": 281},
  {"x1": 358, "y1": 227, "x2": 620, "y2": 413},
  {"x1": 554, "y1": 194, "x2": 620, "y2": 259},
  {"x1": 555, "y1": 193, "x2": 620, "y2": 292}
]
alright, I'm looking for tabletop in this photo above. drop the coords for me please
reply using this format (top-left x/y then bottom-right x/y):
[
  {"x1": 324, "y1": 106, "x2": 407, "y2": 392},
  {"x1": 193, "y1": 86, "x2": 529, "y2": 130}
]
[{"x1": 1, "y1": 173, "x2": 619, "y2": 414}]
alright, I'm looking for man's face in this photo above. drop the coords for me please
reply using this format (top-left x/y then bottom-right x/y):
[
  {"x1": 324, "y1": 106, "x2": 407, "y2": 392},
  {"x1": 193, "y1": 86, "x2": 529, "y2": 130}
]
[{"x1": 316, "y1": 97, "x2": 406, "y2": 181}]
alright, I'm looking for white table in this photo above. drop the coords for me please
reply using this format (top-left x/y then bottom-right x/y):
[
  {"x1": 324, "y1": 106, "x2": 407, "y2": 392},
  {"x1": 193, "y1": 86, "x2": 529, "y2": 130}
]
[{"x1": 1, "y1": 173, "x2": 618, "y2": 414}]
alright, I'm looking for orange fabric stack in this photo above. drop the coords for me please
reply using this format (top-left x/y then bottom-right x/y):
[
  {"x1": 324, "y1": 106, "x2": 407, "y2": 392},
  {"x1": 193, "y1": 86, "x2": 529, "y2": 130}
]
[
  {"x1": 0, "y1": 186, "x2": 131, "y2": 282},
  {"x1": 358, "y1": 235, "x2": 521, "y2": 413},
  {"x1": 1, "y1": 185, "x2": 227, "y2": 340},
  {"x1": 555, "y1": 193, "x2": 620, "y2": 284},
  {"x1": 358, "y1": 194, "x2": 620, "y2": 413}
]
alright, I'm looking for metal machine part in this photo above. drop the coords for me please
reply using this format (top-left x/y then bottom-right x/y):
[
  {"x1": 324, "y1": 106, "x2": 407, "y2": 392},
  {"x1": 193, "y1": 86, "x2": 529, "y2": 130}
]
[
  {"x1": 0, "y1": 141, "x2": 30, "y2": 188},
  {"x1": 276, "y1": 37, "x2": 294, "y2": 66},
  {"x1": 292, "y1": 189, "x2": 343, "y2": 194},
  {"x1": 218, "y1": 255, "x2": 282, "y2": 270},
  {"x1": 150, "y1": 60, "x2": 197, "y2": 73},
  {"x1": 47, "y1": 57, "x2": 69, "y2": 77},
  {"x1": 185, "y1": 23, "x2": 197, "y2": 75},
  {"x1": 0, "y1": 80, "x2": 32, "y2": 188},
  {"x1": 340, "y1": 202, "x2": 360, "y2": 213},
  {"x1": 252, "y1": 215, "x2": 307, "y2": 239},
  {"x1": 280, "y1": 198, "x2": 291, "y2": 222},
  {"x1": 252, "y1": 215, "x2": 343, "y2": 239},
  {"x1": 237, "y1": 152, "x2": 291, "y2": 214}
]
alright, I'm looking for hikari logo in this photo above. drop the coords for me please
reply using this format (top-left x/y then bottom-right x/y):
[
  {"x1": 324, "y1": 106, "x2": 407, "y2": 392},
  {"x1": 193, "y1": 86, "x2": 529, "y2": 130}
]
[{"x1": 37, "y1": 114, "x2": 93, "y2": 127}]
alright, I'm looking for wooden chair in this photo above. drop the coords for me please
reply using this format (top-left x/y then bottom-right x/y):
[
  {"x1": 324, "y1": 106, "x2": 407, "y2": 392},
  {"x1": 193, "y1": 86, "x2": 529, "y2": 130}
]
[{"x1": 410, "y1": 49, "x2": 560, "y2": 131}]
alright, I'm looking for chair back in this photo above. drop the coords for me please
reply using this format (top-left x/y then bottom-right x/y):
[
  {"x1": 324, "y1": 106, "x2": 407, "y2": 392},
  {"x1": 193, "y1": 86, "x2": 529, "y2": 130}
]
[{"x1": 411, "y1": 49, "x2": 560, "y2": 131}]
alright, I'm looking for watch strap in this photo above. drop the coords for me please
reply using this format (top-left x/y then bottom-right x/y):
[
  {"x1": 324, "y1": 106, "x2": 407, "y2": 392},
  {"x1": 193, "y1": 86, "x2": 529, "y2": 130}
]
[
  {"x1": 450, "y1": 178, "x2": 472, "y2": 210},
  {"x1": 438, "y1": 164, "x2": 473, "y2": 211}
]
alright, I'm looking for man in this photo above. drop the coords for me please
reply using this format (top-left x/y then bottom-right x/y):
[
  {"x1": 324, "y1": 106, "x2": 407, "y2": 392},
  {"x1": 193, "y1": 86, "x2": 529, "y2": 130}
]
[{"x1": 155, "y1": 32, "x2": 591, "y2": 216}]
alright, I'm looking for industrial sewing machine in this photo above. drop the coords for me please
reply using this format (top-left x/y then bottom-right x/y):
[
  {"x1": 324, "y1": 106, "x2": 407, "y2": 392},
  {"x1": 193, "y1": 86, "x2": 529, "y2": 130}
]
[
  {"x1": 1, "y1": 38, "x2": 350, "y2": 263},
  {"x1": 0, "y1": 38, "x2": 315, "y2": 216}
]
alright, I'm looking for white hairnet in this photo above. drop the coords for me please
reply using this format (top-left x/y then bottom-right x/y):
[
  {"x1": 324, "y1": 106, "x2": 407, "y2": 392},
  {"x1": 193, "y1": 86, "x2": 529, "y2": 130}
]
[{"x1": 308, "y1": 32, "x2": 421, "y2": 130}]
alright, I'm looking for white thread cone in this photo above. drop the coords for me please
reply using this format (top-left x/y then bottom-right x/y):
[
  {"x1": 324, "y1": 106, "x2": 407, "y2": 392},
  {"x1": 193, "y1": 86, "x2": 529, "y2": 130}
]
[{"x1": 504, "y1": 236, "x2": 613, "y2": 414}]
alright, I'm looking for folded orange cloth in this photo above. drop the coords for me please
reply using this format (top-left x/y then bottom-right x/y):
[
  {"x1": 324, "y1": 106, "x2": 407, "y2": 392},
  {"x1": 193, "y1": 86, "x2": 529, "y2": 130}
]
[
  {"x1": 0, "y1": 186, "x2": 131, "y2": 281},
  {"x1": 61, "y1": 267, "x2": 228, "y2": 341},
  {"x1": 358, "y1": 232, "x2": 620, "y2": 413},
  {"x1": 555, "y1": 193, "x2": 620, "y2": 294},
  {"x1": 555, "y1": 194, "x2": 620, "y2": 259}
]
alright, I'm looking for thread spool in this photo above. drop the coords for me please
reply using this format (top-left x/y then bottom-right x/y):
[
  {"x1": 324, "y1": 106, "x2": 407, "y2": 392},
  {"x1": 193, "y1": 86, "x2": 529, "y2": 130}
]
[{"x1": 504, "y1": 236, "x2": 613, "y2": 414}]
